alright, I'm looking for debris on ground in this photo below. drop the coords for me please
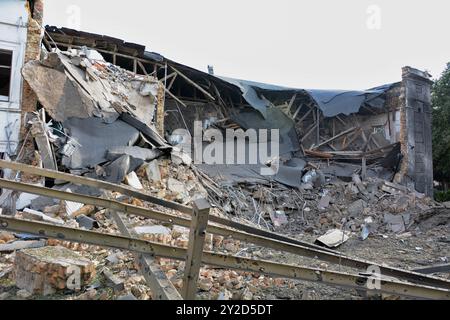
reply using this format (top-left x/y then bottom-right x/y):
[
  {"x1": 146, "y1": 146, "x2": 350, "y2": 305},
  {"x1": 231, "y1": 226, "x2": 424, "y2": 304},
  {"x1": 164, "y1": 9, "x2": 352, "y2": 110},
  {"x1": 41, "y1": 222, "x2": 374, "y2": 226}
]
[{"x1": 0, "y1": 42, "x2": 448, "y2": 301}]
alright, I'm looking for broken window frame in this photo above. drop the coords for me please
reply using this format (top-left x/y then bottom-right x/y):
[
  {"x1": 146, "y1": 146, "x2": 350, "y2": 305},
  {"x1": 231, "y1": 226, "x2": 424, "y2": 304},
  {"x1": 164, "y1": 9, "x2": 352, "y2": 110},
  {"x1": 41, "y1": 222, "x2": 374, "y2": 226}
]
[{"x1": 0, "y1": 49, "x2": 13, "y2": 102}]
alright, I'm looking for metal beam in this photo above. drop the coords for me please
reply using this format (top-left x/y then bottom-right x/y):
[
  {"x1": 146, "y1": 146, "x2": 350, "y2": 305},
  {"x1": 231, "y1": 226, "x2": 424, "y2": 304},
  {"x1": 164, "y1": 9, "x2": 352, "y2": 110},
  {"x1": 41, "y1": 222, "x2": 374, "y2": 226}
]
[
  {"x1": 0, "y1": 160, "x2": 190, "y2": 214},
  {"x1": 0, "y1": 217, "x2": 448, "y2": 300},
  {"x1": 413, "y1": 264, "x2": 450, "y2": 275},
  {"x1": 0, "y1": 161, "x2": 332, "y2": 252},
  {"x1": 182, "y1": 199, "x2": 210, "y2": 299},
  {"x1": 0, "y1": 160, "x2": 338, "y2": 252},
  {"x1": 1, "y1": 176, "x2": 449, "y2": 290}
]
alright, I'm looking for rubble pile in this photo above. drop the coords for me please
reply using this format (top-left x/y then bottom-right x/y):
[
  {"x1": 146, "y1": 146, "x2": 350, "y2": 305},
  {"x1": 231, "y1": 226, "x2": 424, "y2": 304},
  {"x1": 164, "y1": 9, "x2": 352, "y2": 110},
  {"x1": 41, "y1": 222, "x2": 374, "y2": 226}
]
[
  {"x1": 198, "y1": 164, "x2": 442, "y2": 243},
  {"x1": 0, "y1": 47, "x2": 448, "y2": 301}
]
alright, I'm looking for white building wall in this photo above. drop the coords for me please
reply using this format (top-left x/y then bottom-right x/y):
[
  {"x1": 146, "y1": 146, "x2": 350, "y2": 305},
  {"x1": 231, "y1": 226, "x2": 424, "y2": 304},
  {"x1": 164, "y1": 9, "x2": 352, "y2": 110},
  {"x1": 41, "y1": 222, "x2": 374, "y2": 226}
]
[{"x1": 0, "y1": 0, "x2": 29, "y2": 154}]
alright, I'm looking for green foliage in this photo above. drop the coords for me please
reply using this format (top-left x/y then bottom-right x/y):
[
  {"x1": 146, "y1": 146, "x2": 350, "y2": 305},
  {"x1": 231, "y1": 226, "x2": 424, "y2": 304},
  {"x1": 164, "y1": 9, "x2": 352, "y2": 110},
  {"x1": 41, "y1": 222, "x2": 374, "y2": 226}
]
[
  {"x1": 435, "y1": 190, "x2": 450, "y2": 202},
  {"x1": 432, "y1": 62, "x2": 450, "y2": 183}
]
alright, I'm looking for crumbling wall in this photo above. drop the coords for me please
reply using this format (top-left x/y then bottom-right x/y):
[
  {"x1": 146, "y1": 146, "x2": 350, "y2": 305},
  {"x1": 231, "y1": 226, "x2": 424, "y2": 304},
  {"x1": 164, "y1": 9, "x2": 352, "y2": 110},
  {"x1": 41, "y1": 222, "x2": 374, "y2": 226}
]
[
  {"x1": 20, "y1": 0, "x2": 44, "y2": 139},
  {"x1": 396, "y1": 67, "x2": 434, "y2": 196},
  {"x1": 22, "y1": 0, "x2": 44, "y2": 111},
  {"x1": 384, "y1": 84, "x2": 402, "y2": 143}
]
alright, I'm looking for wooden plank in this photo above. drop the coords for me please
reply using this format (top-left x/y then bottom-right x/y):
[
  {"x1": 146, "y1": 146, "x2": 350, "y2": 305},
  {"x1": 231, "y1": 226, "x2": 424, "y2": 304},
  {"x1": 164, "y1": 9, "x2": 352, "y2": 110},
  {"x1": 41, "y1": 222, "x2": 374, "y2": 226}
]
[
  {"x1": 364, "y1": 143, "x2": 398, "y2": 155},
  {"x1": 167, "y1": 73, "x2": 178, "y2": 90},
  {"x1": 312, "y1": 127, "x2": 357, "y2": 150},
  {"x1": 296, "y1": 108, "x2": 312, "y2": 124},
  {"x1": 363, "y1": 133, "x2": 374, "y2": 152},
  {"x1": 327, "y1": 151, "x2": 364, "y2": 156},
  {"x1": 110, "y1": 210, "x2": 183, "y2": 300},
  {"x1": 30, "y1": 117, "x2": 57, "y2": 171},
  {"x1": 137, "y1": 60, "x2": 148, "y2": 76},
  {"x1": 292, "y1": 105, "x2": 303, "y2": 120},
  {"x1": 301, "y1": 122, "x2": 318, "y2": 143},
  {"x1": 164, "y1": 86, "x2": 187, "y2": 108},
  {"x1": 170, "y1": 65, "x2": 215, "y2": 101},
  {"x1": 316, "y1": 108, "x2": 321, "y2": 146},
  {"x1": 160, "y1": 72, "x2": 177, "y2": 83},
  {"x1": 335, "y1": 115, "x2": 347, "y2": 126},
  {"x1": 182, "y1": 198, "x2": 210, "y2": 300},
  {"x1": 287, "y1": 94, "x2": 297, "y2": 115},
  {"x1": 341, "y1": 128, "x2": 362, "y2": 150},
  {"x1": 304, "y1": 149, "x2": 333, "y2": 159}
]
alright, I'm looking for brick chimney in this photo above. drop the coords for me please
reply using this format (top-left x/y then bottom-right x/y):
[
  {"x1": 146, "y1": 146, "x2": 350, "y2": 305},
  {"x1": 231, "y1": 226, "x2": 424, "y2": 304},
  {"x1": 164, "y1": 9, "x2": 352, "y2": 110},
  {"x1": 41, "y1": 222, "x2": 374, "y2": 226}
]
[{"x1": 396, "y1": 66, "x2": 434, "y2": 197}]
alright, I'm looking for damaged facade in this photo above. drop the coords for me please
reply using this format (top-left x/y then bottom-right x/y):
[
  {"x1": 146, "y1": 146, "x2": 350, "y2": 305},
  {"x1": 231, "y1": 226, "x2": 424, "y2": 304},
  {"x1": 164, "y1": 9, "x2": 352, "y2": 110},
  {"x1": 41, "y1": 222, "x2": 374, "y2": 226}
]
[
  {"x1": 1, "y1": 7, "x2": 448, "y2": 301},
  {"x1": 0, "y1": 0, "x2": 43, "y2": 155},
  {"x1": 32, "y1": 26, "x2": 434, "y2": 197}
]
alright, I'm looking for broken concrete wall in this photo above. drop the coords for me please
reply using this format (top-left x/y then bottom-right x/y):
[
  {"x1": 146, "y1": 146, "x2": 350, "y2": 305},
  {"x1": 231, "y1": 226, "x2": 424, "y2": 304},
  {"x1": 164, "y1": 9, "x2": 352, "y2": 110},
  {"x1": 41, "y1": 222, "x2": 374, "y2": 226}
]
[
  {"x1": 397, "y1": 67, "x2": 434, "y2": 197},
  {"x1": 384, "y1": 84, "x2": 403, "y2": 143},
  {"x1": 20, "y1": 0, "x2": 44, "y2": 138}
]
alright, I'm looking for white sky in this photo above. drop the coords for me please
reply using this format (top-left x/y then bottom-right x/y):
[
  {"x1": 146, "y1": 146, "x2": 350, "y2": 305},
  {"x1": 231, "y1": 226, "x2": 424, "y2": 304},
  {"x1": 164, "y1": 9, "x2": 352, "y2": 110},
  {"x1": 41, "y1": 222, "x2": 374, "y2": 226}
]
[{"x1": 44, "y1": 0, "x2": 450, "y2": 90}]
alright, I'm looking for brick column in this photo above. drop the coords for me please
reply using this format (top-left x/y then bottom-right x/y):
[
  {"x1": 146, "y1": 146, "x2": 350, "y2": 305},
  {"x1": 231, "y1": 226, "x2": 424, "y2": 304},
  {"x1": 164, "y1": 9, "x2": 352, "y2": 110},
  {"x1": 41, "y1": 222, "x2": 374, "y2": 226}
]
[
  {"x1": 18, "y1": 0, "x2": 44, "y2": 164},
  {"x1": 395, "y1": 67, "x2": 434, "y2": 197}
]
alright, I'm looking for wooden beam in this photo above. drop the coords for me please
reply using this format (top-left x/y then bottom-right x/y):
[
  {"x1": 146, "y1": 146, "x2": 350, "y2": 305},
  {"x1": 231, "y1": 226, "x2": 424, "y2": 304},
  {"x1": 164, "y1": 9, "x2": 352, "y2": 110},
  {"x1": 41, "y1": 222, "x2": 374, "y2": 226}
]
[
  {"x1": 292, "y1": 104, "x2": 303, "y2": 120},
  {"x1": 160, "y1": 72, "x2": 177, "y2": 83},
  {"x1": 287, "y1": 94, "x2": 297, "y2": 115},
  {"x1": 304, "y1": 149, "x2": 333, "y2": 159},
  {"x1": 30, "y1": 117, "x2": 57, "y2": 171},
  {"x1": 170, "y1": 65, "x2": 215, "y2": 101},
  {"x1": 301, "y1": 123, "x2": 318, "y2": 143},
  {"x1": 341, "y1": 128, "x2": 362, "y2": 150},
  {"x1": 312, "y1": 127, "x2": 357, "y2": 150},
  {"x1": 164, "y1": 86, "x2": 188, "y2": 108},
  {"x1": 51, "y1": 41, "x2": 165, "y2": 67},
  {"x1": 137, "y1": 60, "x2": 148, "y2": 76},
  {"x1": 316, "y1": 108, "x2": 321, "y2": 146},
  {"x1": 167, "y1": 73, "x2": 178, "y2": 91},
  {"x1": 182, "y1": 199, "x2": 210, "y2": 300},
  {"x1": 335, "y1": 115, "x2": 347, "y2": 127},
  {"x1": 296, "y1": 108, "x2": 313, "y2": 124}
]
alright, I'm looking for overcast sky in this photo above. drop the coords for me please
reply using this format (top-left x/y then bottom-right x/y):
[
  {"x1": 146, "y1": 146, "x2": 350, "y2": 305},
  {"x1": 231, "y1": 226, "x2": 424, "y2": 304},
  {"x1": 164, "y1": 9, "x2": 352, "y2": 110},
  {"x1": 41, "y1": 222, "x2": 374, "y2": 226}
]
[{"x1": 44, "y1": 0, "x2": 450, "y2": 90}]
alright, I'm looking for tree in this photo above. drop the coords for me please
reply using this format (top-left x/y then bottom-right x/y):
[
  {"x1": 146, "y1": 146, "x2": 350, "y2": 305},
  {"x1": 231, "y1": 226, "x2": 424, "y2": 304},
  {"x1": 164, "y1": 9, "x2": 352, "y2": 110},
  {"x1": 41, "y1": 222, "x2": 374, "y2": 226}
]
[{"x1": 432, "y1": 62, "x2": 450, "y2": 187}]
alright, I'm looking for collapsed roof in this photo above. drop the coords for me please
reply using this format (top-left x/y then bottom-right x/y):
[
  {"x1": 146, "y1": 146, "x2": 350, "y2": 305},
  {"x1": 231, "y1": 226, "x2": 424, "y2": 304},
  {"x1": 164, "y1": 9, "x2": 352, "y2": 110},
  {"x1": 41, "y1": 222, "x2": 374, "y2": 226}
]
[{"x1": 45, "y1": 26, "x2": 399, "y2": 120}]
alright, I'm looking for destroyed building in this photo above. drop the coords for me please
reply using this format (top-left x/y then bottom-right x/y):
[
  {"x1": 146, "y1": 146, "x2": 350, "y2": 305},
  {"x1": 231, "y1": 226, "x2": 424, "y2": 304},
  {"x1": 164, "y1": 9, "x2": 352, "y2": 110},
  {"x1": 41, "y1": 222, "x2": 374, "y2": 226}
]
[
  {"x1": 0, "y1": 2, "x2": 449, "y2": 302},
  {"x1": 0, "y1": 0, "x2": 43, "y2": 156},
  {"x1": 11, "y1": 26, "x2": 432, "y2": 198}
]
